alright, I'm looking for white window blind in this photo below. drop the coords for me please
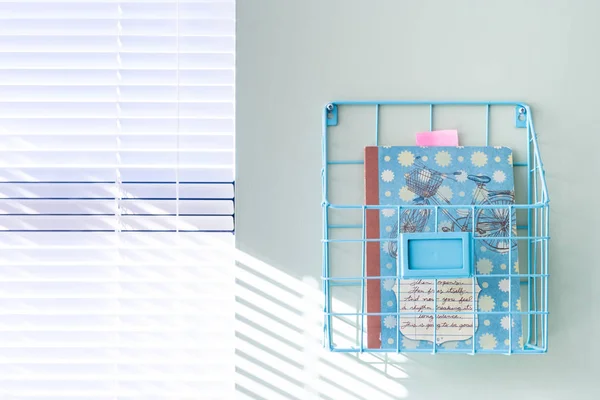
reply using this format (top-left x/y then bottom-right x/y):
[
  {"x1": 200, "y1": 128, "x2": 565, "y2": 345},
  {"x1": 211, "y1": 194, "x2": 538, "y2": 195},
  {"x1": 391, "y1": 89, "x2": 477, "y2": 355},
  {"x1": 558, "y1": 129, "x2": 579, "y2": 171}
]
[{"x1": 0, "y1": 0, "x2": 235, "y2": 398}]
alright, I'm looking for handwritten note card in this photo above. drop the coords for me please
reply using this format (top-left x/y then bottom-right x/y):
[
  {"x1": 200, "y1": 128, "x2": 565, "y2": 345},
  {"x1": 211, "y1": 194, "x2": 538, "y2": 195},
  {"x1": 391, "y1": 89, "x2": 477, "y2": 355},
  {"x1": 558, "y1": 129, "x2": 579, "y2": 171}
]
[{"x1": 392, "y1": 278, "x2": 481, "y2": 343}]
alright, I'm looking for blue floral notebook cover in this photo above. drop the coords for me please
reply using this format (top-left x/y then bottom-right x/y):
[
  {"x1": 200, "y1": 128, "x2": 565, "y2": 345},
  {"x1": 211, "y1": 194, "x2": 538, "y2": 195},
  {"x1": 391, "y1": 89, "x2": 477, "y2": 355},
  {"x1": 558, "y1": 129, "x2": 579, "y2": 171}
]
[{"x1": 365, "y1": 146, "x2": 523, "y2": 352}]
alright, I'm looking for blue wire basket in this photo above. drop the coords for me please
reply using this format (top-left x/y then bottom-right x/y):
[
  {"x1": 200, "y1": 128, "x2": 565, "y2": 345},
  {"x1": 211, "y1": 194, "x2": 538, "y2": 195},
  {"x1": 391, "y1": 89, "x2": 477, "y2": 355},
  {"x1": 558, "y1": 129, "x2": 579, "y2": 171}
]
[{"x1": 321, "y1": 101, "x2": 549, "y2": 354}]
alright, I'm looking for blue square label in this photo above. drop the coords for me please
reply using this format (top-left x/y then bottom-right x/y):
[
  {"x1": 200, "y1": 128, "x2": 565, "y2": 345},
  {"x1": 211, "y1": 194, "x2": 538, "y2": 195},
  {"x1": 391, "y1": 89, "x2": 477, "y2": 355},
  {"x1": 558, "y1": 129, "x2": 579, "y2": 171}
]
[{"x1": 401, "y1": 232, "x2": 471, "y2": 279}]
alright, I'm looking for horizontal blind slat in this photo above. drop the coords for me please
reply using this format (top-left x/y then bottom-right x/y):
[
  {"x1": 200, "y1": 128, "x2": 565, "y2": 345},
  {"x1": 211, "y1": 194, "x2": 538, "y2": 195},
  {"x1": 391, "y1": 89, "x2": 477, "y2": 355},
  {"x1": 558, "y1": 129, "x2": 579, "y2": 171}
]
[
  {"x1": 0, "y1": 168, "x2": 234, "y2": 182},
  {"x1": 0, "y1": 2, "x2": 235, "y2": 19},
  {"x1": 0, "y1": 52, "x2": 235, "y2": 69},
  {"x1": 0, "y1": 19, "x2": 235, "y2": 35},
  {"x1": 0, "y1": 35, "x2": 235, "y2": 53},
  {"x1": 0, "y1": 86, "x2": 234, "y2": 102}
]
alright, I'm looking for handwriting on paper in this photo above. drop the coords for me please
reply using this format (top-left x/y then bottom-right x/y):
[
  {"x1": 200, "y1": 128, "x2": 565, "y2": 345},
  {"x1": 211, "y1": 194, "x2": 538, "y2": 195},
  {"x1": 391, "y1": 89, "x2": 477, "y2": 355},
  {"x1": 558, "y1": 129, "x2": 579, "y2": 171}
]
[{"x1": 392, "y1": 279, "x2": 481, "y2": 344}]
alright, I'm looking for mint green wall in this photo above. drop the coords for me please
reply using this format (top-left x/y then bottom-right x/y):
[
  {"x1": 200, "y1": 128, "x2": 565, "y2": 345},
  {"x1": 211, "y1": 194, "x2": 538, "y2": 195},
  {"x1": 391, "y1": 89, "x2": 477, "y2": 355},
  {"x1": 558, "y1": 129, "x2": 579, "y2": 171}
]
[{"x1": 236, "y1": 1, "x2": 598, "y2": 398}]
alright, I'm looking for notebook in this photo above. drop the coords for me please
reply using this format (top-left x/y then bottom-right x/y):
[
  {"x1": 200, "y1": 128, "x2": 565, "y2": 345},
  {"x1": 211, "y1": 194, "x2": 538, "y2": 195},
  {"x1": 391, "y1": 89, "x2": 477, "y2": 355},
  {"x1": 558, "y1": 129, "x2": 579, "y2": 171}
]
[{"x1": 365, "y1": 146, "x2": 523, "y2": 351}]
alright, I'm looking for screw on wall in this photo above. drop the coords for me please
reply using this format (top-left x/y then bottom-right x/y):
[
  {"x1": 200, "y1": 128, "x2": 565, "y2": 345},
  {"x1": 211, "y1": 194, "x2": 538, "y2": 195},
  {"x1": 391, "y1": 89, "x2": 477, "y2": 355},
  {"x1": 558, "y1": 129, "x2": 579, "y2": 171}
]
[
  {"x1": 325, "y1": 103, "x2": 338, "y2": 126},
  {"x1": 515, "y1": 106, "x2": 527, "y2": 128}
]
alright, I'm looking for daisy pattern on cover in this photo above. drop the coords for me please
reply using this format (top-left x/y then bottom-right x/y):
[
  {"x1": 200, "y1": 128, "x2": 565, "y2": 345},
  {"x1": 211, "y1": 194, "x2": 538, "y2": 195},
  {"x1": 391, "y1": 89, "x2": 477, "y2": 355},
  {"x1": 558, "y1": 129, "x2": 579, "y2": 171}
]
[
  {"x1": 376, "y1": 146, "x2": 522, "y2": 352},
  {"x1": 381, "y1": 208, "x2": 396, "y2": 218},
  {"x1": 397, "y1": 150, "x2": 415, "y2": 167},
  {"x1": 381, "y1": 170, "x2": 395, "y2": 182},
  {"x1": 384, "y1": 316, "x2": 397, "y2": 329},
  {"x1": 435, "y1": 150, "x2": 452, "y2": 167}
]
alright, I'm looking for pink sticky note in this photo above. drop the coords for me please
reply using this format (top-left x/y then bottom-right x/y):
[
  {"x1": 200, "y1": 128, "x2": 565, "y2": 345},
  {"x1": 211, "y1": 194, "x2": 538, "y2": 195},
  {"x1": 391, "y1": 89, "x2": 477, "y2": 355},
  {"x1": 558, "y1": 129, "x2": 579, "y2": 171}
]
[{"x1": 416, "y1": 130, "x2": 459, "y2": 146}]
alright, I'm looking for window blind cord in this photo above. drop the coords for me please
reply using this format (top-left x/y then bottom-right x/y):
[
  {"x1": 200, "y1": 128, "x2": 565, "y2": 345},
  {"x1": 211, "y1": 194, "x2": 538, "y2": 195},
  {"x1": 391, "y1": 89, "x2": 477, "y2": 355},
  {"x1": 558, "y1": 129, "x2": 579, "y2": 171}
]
[{"x1": 175, "y1": 0, "x2": 181, "y2": 235}]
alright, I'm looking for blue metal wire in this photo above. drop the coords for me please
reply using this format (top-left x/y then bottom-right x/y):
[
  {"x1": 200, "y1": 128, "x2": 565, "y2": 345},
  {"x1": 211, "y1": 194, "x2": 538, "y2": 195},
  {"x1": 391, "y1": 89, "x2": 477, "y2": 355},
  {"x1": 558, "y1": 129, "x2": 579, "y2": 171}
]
[
  {"x1": 322, "y1": 106, "x2": 333, "y2": 350},
  {"x1": 375, "y1": 104, "x2": 380, "y2": 145},
  {"x1": 485, "y1": 104, "x2": 490, "y2": 146},
  {"x1": 360, "y1": 206, "x2": 366, "y2": 351}
]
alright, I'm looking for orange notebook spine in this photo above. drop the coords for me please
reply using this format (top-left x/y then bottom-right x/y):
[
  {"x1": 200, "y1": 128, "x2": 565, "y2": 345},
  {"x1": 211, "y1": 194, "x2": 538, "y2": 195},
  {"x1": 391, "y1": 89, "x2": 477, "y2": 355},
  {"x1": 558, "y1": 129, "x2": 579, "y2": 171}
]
[{"x1": 364, "y1": 146, "x2": 381, "y2": 348}]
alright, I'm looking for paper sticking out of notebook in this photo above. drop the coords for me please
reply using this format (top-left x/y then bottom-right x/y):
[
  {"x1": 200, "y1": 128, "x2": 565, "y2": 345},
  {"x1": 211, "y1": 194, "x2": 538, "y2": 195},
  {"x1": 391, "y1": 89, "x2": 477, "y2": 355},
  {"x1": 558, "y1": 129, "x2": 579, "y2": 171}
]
[{"x1": 416, "y1": 130, "x2": 459, "y2": 147}]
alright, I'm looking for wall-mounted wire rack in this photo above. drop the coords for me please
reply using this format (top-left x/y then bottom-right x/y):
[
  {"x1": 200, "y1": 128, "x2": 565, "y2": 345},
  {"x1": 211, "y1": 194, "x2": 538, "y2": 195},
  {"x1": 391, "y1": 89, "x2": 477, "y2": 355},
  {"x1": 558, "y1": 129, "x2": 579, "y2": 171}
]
[{"x1": 321, "y1": 101, "x2": 549, "y2": 354}]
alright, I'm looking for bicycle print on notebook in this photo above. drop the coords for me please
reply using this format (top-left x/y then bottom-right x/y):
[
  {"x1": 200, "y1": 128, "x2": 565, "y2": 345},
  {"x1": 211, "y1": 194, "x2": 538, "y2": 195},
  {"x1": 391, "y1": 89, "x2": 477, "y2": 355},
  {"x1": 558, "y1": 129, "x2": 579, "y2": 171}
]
[{"x1": 388, "y1": 155, "x2": 518, "y2": 258}]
